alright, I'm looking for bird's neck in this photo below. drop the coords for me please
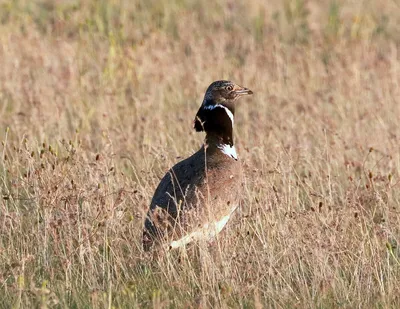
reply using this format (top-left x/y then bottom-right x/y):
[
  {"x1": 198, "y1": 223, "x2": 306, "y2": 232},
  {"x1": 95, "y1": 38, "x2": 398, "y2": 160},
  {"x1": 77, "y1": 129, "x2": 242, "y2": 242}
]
[
  {"x1": 194, "y1": 99, "x2": 238, "y2": 160},
  {"x1": 203, "y1": 101, "x2": 234, "y2": 143},
  {"x1": 205, "y1": 132, "x2": 233, "y2": 147},
  {"x1": 200, "y1": 101, "x2": 237, "y2": 160}
]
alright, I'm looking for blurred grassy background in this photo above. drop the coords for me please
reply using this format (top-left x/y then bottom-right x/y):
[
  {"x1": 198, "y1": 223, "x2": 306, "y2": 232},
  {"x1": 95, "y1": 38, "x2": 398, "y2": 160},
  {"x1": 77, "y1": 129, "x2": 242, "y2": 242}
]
[{"x1": 1, "y1": 0, "x2": 400, "y2": 308}]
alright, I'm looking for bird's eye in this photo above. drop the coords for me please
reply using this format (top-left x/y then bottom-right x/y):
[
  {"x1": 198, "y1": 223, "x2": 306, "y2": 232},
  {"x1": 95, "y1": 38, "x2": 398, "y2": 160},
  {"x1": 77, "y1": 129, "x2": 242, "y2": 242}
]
[{"x1": 226, "y1": 85, "x2": 233, "y2": 91}]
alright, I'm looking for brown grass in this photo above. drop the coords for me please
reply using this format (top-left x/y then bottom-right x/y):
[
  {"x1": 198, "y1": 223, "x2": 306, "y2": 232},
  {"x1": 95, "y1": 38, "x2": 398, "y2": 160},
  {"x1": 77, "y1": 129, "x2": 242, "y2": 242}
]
[{"x1": 1, "y1": 0, "x2": 400, "y2": 308}]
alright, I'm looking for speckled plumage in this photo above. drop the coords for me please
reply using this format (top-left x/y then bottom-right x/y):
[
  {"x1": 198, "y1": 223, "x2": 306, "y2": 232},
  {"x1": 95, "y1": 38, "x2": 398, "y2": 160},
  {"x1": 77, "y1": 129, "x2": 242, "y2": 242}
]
[{"x1": 143, "y1": 81, "x2": 252, "y2": 251}]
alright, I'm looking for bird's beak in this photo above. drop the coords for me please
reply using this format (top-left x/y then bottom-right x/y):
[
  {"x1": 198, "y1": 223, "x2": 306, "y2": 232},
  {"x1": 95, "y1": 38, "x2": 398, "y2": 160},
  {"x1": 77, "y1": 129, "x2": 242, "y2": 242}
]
[{"x1": 234, "y1": 86, "x2": 253, "y2": 96}]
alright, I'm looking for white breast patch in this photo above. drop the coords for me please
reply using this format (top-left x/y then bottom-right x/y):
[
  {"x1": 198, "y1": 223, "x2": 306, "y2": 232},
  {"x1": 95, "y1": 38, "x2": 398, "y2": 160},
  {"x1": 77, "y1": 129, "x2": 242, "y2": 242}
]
[{"x1": 217, "y1": 144, "x2": 238, "y2": 160}]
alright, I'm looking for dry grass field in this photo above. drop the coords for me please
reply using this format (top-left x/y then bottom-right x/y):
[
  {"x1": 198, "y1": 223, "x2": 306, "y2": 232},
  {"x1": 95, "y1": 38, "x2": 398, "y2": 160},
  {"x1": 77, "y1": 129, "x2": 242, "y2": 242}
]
[{"x1": 1, "y1": 0, "x2": 400, "y2": 308}]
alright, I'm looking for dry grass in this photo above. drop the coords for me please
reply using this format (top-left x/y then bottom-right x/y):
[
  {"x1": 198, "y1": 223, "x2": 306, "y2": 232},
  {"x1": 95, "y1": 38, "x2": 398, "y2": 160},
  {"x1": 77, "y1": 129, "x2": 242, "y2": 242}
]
[{"x1": 1, "y1": 0, "x2": 400, "y2": 308}]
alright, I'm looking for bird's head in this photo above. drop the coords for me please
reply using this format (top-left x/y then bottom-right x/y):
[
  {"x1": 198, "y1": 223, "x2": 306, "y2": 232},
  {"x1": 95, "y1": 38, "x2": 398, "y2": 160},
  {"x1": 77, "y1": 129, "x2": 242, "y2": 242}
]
[
  {"x1": 203, "y1": 80, "x2": 253, "y2": 107},
  {"x1": 194, "y1": 80, "x2": 253, "y2": 133}
]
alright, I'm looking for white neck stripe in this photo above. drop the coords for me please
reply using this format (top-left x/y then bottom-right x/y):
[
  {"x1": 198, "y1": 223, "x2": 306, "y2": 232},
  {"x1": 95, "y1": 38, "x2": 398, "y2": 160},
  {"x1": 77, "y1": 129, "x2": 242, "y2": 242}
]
[{"x1": 203, "y1": 104, "x2": 234, "y2": 125}]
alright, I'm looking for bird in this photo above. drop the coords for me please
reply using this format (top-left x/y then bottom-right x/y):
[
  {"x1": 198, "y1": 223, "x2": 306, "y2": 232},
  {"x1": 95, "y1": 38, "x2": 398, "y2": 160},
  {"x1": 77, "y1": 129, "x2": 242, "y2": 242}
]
[{"x1": 142, "y1": 80, "x2": 253, "y2": 251}]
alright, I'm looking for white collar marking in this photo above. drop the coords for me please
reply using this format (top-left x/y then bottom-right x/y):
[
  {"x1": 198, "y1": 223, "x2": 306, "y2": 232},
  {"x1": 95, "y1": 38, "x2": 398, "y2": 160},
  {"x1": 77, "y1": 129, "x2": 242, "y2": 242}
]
[
  {"x1": 203, "y1": 104, "x2": 237, "y2": 160},
  {"x1": 217, "y1": 144, "x2": 238, "y2": 160},
  {"x1": 168, "y1": 204, "x2": 238, "y2": 249},
  {"x1": 203, "y1": 104, "x2": 234, "y2": 125}
]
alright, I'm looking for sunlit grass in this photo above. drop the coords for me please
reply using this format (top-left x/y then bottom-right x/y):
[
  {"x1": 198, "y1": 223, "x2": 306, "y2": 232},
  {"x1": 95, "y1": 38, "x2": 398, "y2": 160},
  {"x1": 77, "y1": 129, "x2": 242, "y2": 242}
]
[{"x1": 1, "y1": 0, "x2": 400, "y2": 308}]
